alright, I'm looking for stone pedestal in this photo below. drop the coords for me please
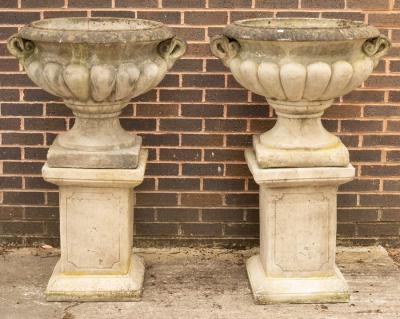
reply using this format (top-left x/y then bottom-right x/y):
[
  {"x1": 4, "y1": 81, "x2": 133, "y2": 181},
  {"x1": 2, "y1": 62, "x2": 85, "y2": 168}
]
[
  {"x1": 245, "y1": 150, "x2": 355, "y2": 304},
  {"x1": 42, "y1": 150, "x2": 147, "y2": 302}
]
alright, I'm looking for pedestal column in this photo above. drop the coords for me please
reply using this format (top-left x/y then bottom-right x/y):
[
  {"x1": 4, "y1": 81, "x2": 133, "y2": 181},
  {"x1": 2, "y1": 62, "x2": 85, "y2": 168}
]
[
  {"x1": 245, "y1": 150, "x2": 355, "y2": 304},
  {"x1": 43, "y1": 150, "x2": 147, "y2": 301}
]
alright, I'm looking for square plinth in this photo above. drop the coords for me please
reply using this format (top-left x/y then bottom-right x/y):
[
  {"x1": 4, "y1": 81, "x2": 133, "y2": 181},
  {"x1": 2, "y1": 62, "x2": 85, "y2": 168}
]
[
  {"x1": 245, "y1": 149, "x2": 354, "y2": 304},
  {"x1": 246, "y1": 255, "x2": 349, "y2": 304},
  {"x1": 46, "y1": 254, "x2": 145, "y2": 302},
  {"x1": 43, "y1": 150, "x2": 147, "y2": 302}
]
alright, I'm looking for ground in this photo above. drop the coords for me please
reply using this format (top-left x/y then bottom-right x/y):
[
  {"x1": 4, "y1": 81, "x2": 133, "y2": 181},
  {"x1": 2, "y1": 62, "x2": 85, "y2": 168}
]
[{"x1": 0, "y1": 246, "x2": 399, "y2": 319}]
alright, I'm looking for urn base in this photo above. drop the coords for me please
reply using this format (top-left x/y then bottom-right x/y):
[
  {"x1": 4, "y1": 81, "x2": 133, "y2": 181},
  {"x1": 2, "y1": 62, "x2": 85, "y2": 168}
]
[
  {"x1": 246, "y1": 255, "x2": 349, "y2": 304},
  {"x1": 47, "y1": 135, "x2": 142, "y2": 169},
  {"x1": 253, "y1": 135, "x2": 349, "y2": 169}
]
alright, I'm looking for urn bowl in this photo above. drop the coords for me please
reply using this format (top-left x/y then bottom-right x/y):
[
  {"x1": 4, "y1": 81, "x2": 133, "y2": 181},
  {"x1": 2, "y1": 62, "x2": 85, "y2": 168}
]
[
  {"x1": 211, "y1": 18, "x2": 390, "y2": 168},
  {"x1": 8, "y1": 18, "x2": 186, "y2": 168}
]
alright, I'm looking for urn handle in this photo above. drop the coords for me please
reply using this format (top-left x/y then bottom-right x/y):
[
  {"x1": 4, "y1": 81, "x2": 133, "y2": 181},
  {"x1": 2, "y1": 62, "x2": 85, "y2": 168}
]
[
  {"x1": 7, "y1": 33, "x2": 35, "y2": 61},
  {"x1": 158, "y1": 37, "x2": 187, "y2": 69},
  {"x1": 362, "y1": 35, "x2": 391, "y2": 66},
  {"x1": 210, "y1": 35, "x2": 240, "y2": 66}
]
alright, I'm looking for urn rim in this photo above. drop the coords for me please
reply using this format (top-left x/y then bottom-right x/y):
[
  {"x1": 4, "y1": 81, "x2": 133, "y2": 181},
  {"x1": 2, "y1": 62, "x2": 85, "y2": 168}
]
[
  {"x1": 224, "y1": 18, "x2": 380, "y2": 42},
  {"x1": 19, "y1": 17, "x2": 174, "y2": 44}
]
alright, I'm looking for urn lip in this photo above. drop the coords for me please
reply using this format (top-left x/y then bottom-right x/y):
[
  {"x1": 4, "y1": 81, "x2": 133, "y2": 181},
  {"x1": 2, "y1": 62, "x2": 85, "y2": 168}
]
[
  {"x1": 224, "y1": 18, "x2": 380, "y2": 42},
  {"x1": 19, "y1": 17, "x2": 174, "y2": 44}
]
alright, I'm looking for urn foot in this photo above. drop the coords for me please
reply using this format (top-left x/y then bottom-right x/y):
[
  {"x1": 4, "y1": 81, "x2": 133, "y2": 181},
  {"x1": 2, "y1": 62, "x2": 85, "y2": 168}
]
[
  {"x1": 48, "y1": 135, "x2": 142, "y2": 169},
  {"x1": 253, "y1": 135, "x2": 349, "y2": 169}
]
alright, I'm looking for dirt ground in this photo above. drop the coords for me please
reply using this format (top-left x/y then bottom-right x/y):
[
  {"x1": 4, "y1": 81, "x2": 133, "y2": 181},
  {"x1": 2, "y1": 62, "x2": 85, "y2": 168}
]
[{"x1": 0, "y1": 246, "x2": 399, "y2": 319}]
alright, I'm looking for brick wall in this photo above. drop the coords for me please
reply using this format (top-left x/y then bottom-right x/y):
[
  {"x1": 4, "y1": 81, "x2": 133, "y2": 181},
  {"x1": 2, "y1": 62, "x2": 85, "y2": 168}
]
[{"x1": 0, "y1": 0, "x2": 399, "y2": 248}]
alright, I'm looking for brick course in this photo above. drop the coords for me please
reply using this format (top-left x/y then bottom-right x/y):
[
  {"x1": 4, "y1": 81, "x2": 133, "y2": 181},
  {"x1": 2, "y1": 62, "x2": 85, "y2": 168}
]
[{"x1": 0, "y1": 1, "x2": 399, "y2": 248}]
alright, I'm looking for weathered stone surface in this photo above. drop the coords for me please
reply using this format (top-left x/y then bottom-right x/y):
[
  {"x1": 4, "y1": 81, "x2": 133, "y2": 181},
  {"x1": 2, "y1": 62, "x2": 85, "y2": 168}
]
[
  {"x1": 7, "y1": 18, "x2": 186, "y2": 168},
  {"x1": 211, "y1": 18, "x2": 390, "y2": 168},
  {"x1": 245, "y1": 150, "x2": 355, "y2": 304},
  {"x1": 42, "y1": 150, "x2": 147, "y2": 301}
]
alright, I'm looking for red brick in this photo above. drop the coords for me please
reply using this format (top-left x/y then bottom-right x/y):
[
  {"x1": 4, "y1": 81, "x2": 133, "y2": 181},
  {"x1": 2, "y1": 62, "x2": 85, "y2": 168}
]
[
  {"x1": 184, "y1": 12, "x2": 228, "y2": 25},
  {"x1": 136, "y1": 193, "x2": 178, "y2": 207},
  {"x1": 136, "y1": 223, "x2": 178, "y2": 236},
  {"x1": 163, "y1": 0, "x2": 205, "y2": 7},
  {"x1": 181, "y1": 193, "x2": 223, "y2": 206},
  {"x1": 362, "y1": 165, "x2": 400, "y2": 177},
  {"x1": 181, "y1": 223, "x2": 222, "y2": 236},
  {"x1": 160, "y1": 148, "x2": 201, "y2": 161},
  {"x1": 137, "y1": 11, "x2": 181, "y2": 24},
  {"x1": 204, "y1": 149, "x2": 244, "y2": 161},
  {"x1": 205, "y1": 119, "x2": 247, "y2": 132},
  {"x1": 21, "y1": 0, "x2": 64, "y2": 7},
  {"x1": 369, "y1": 14, "x2": 400, "y2": 27},
  {"x1": 183, "y1": 74, "x2": 225, "y2": 88},
  {"x1": 357, "y1": 223, "x2": 399, "y2": 236},
  {"x1": 68, "y1": 0, "x2": 111, "y2": 7},
  {"x1": 0, "y1": 0, "x2": 17, "y2": 7},
  {"x1": 230, "y1": 11, "x2": 274, "y2": 21},
  {"x1": 209, "y1": 0, "x2": 251, "y2": 7},
  {"x1": 225, "y1": 193, "x2": 258, "y2": 207},
  {"x1": 0, "y1": 176, "x2": 22, "y2": 189},
  {"x1": 206, "y1": 89, "x2": 248, "y2": 102},
  {"x1": 255, "y1": 0, "x2": 298, "y2": 8},
  {"x1": 159, "y1": 178, "x2": 200, "y2": 190},
  {"x1": 387, "y1": 151, "x2": 400, "y2": 162},
  {"x1": 157, "y1": 208, "x2": 199, "y2": 222},
  {"x1": 277, "y1": 11, "x2": 319, "y2": 18},
  {"x1": 43, "y1": 11, "x2": 88, "y2": 19},
  {"x1": 363, "y1": 135, "x2": 400, "y2": 147},
  {"x1": 181, "y1": 104, "x2": 224, "y2": 117},
  {"x1": 159, "y1": 119, "x2": 202, "y2": 131},
  {"x1": 302, "y1": 0, "x2": 344, "y2": 8},
  {"x1": 338, "y1": 209, "x2": 378, "y2": 222},
  {"x1": 225, "y1": 224, "x2": 259, "y2": 236},
  {"x1": 91, "y1": 11, "x2": 135, "y2": 18},
  {"x1": 3, "y1": 191, "x2": 44, "y2": 205},
  {"x1": 116, "y1": 0, "x2": 157, "y2": 7},
  {"x1": 181, "y1": 134, "x2": 224, "y2": 146},
  {"x1": 202, "y1": 208, "x2": 244, "y2": 222},
  {"x1": 204, "y1": 178, "x2": 245, "y2": 191},
  {"x1": 182, "y1": 163, "x2": 224, "y2": 176},
  {"x1": 347, "y1": 0, "x2": 389, "y2": 10},
  {"x1": 0, "y1": 11, "x2": 40, "y2": 24},
  {"x1": 160, "y1": 89, "x2": 202, "y2": 102}
]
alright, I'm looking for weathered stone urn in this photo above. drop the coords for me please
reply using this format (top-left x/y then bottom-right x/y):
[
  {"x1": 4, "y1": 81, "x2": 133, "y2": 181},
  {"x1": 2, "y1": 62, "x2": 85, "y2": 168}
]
[
  {"x1": 211, "y1": 18, "x2": 390, "y2": 304},
  {"x1": 211, "y1": 18, "x2": 390, "y2": 168},
  {"x1": 8, "y1": 17, "x2": 186, "y2": 169},
  {"x1": 7, "y1": 18, "x2": 186, "y2": 301}
]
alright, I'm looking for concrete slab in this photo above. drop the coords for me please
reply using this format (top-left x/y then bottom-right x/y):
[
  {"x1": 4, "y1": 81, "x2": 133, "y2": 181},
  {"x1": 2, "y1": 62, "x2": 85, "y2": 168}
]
[{"x1": 0, "y1": 246, "x2": 399, "y2": 319}]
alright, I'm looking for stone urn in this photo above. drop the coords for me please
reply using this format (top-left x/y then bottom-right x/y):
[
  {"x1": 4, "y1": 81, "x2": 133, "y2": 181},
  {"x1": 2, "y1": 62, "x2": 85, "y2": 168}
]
[
  {"x1": 8, "y1": 17, "x2": 186, "y2": 168},
  {"x1": 7, "y1": 17, "x2": 186, "y2": 302},
  {"x1": 211, "y1": 18, "x2": 390, "y2": 304},
  {"x1": 211, "y1": 18, "x2": 390, "y2": 168}
]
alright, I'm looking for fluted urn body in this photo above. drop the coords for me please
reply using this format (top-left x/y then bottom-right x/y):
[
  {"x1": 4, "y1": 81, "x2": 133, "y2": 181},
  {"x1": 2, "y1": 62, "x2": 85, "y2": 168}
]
[
  {"x1": 8, "y1": 18, "x2": 186, "y2": 168},
  {"x1": 211, "y1": 18, "x2": 390, "y2": 168}
]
